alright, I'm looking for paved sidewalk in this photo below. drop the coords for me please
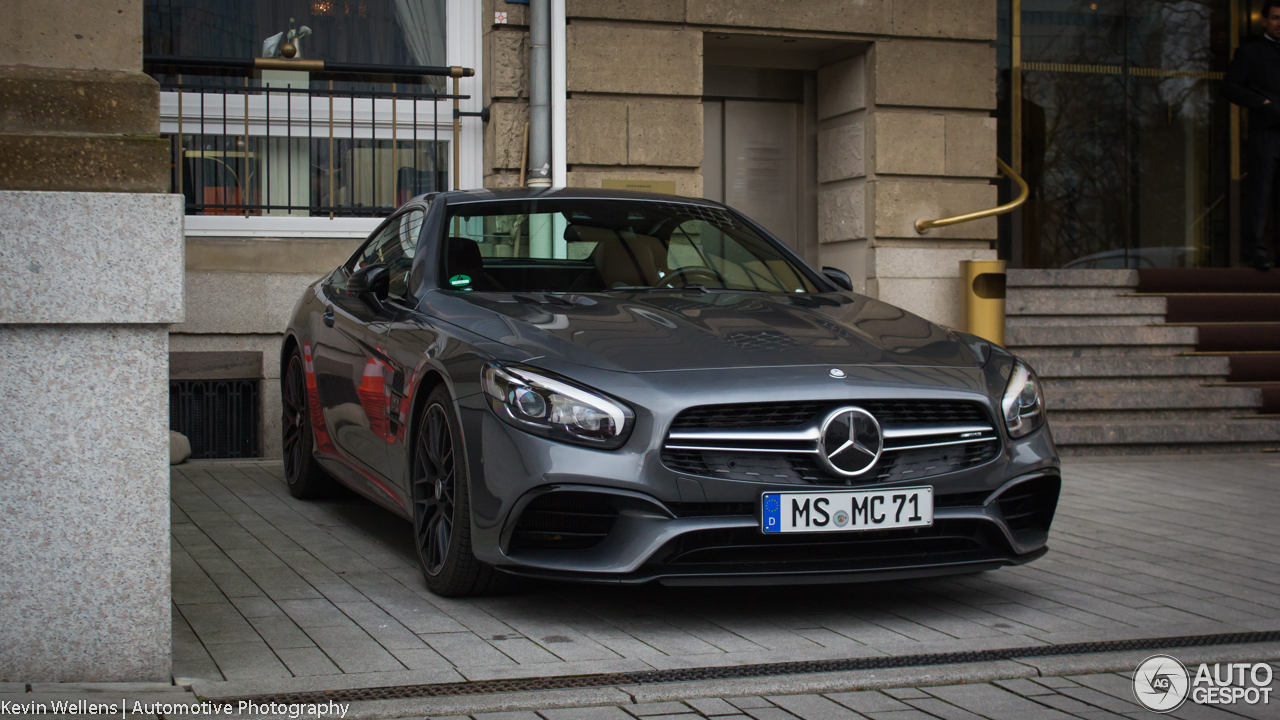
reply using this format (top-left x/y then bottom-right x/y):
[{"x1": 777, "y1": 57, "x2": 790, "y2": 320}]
[
  {"x1": 428, "y1": 663, "x2": 1280, "y2": 720},
  {"x1": 170, "y1": 454, "x2": 1280, "y2": 697}
]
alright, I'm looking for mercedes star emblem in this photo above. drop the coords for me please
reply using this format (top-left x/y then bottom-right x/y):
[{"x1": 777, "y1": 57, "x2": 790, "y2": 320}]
[
  {"x1": 829, "y1": 368, "x2": 846, "y2": 378},
  {"x1": 818, "y1": 406, "x2": 883, "y2": 476}
]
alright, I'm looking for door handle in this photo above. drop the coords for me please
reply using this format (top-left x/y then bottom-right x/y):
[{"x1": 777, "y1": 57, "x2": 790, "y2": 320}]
[{"x1": 323, "y1": 307, "x2": 335, "y2": 327}]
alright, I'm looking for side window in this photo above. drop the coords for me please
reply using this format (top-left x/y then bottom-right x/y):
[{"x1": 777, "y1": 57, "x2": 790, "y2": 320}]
[{"x1": 352, "y1": 210, "x2": 425, "y2": 299}]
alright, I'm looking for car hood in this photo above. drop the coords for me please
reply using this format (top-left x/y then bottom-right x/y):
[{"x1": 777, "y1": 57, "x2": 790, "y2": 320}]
[{"x1": 425, "y1": 290, "x2": 980, "y2": 373}]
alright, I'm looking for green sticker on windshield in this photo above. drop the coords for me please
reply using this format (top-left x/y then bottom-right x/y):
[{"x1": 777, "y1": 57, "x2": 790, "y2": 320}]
[{"x1": 449, "y1": 274, "x2": 472, "y2": 288}]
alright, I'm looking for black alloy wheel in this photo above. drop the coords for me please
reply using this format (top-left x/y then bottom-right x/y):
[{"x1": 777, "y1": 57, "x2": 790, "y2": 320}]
[
  {"x1": 414, "y1": 403, "x2": 455, "y2": 577},
  {"x1": 282, "y1": 348, "x2": 331, "y2": 498},
  {"x1": 411, "y1": 385, "x2": 515, "y2": 596}
]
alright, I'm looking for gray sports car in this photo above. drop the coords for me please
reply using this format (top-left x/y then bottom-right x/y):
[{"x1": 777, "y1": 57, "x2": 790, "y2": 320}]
[{"x1": 281, "y1": 188, "x2": 1059, "y2": 597}]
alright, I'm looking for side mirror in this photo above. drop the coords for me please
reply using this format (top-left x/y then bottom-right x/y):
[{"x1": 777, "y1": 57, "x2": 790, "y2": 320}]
[
  {"x1": 822, "y1": 266, "x2": 853, "y2": 292},
  {"x1": 347, "y1": 263, "x2": 390, "y2": 302}
]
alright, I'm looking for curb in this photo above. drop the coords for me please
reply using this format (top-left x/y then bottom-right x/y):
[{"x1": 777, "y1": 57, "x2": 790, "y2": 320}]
[{"x1": 322, "y1": 641, "x2": 1280, "y2": 720}]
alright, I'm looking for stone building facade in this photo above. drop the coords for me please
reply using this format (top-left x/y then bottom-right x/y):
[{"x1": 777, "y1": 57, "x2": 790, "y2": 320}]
[{"x1": 484, "y1": 0, "x2": 1001, "y2": 329}]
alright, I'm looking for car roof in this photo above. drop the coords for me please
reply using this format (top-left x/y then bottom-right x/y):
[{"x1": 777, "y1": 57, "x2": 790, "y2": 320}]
[{"x1": 413, "y1": 187, "x2": 725, "y2": 207}]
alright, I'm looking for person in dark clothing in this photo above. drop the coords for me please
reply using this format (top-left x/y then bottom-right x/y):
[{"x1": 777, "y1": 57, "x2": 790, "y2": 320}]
[{"x1": 1224, "y1": 0, "x2": 1280, "y2": 270}]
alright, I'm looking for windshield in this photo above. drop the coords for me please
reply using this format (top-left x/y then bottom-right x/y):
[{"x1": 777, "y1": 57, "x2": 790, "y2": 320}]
[{"x1": 439, "y1": 199, "x2": 820, "y2": 294}]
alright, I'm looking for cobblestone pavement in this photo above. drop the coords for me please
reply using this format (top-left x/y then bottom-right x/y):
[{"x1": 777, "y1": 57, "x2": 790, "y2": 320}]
[
  {"x1": 171, "y1": 454, "x2": 1280, "y2": 696},
  {"x1": 428, "y1": 665, "x2": 1280, "y2": 720}
]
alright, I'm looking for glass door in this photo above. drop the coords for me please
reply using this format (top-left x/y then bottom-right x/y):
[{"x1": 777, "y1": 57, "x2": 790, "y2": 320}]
[{"x1": 1000, "y1": 0, "x2": 1234, "y2": 268}]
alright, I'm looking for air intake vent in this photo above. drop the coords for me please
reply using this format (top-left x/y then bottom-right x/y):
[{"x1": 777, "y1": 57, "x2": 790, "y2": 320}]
[
  {"x1": 996, "y1": 475, "x2": 1062, "y2": 540},
  {"x1": 509, "y1": 492, "x2": 619, "y2": 552},
  {"x1": 169, "y1": 379, "x2": 260, "y2": 459}
]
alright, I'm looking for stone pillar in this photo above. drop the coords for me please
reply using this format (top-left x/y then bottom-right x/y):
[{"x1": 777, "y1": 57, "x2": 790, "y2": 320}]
[
  {"x1": 863, "y1": 37, "x2": 999, "y2": 328},
  {"x1": 818, "y1": 12, "x2": 1001, "y2": 328},
  {"x1": 0, "y1": 0, "x2": 181, "y2": 681}
]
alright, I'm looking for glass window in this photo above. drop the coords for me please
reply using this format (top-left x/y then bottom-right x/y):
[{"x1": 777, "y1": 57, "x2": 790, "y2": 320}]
[
  {"x1": 353, "y1": 209, "x2": 424, "y2": 298},
  {"x1": 145, "y1": 0, "x2": 445, "y2": 68},
  {"x1": 440, "y1": 200, "x2": 820, "y2": 294},
  {"x1": 176, "y1": 134, "x2": 447, "y2": 218},
  {"x1": 998, "y1": 0, "x2": 1230, "y2": 268}
]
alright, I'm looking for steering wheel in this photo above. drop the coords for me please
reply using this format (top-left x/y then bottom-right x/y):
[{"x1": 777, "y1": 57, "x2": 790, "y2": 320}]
[{"x1": 656, "y1": 266, "x2": 723, "y2": 288}]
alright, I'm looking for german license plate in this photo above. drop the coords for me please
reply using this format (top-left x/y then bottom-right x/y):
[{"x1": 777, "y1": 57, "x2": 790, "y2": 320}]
[{"x1": 761, "y1": 487, "x2": 933, "y2": 533}]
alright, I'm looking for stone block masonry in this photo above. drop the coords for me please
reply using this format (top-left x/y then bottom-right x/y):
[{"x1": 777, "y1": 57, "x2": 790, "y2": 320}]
[{"x1": 0, "y1": 0, "x2": 182, "y2": 681}]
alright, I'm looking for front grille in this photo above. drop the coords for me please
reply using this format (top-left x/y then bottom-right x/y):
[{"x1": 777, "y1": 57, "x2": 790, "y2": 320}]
[
  {"x1": 670, "y1": 400, "x2": 988, "y2": 431},
  {"x1": 508, "y1": 492, "x2": 619, "y2": 552},
  {"x1": 661, "y1": 449, "x2": 823, "y2": 483},
  {"x1": 662, "y1": 399, "x2": 1000, "y2": 486},
  {"x1": 874, "y1": 441, "x2": 1000, "y2": 484},
  {"x1": 996, "y1": 475, "x2": 1061, "y2": 540},
  {"x1": 653, "y1": 520, "x2": 1004, "y2": 569},
  {"x1": 671, "y1": 402, "x2": 826, "y2": 431},
  {"x1": 660, "y1": 443, "x2": 999, "y2": 485}
]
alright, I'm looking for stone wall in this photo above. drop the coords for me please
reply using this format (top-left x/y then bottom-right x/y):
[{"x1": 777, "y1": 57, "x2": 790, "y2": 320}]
[
  {"x1": 483, "y1": 0, "x2": 703, "y2": 194},
  {"x1": 0, "y1": 0, "x2": 181, "y2": 681},
  {"x1": 860, "y1": 36, "x2": 1000, "y2": 328}
]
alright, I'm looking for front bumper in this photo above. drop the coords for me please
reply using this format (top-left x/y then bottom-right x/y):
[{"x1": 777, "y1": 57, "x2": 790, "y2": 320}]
[{"x1": 457, "y1": 364, "x2": 1060, "y2": 585}]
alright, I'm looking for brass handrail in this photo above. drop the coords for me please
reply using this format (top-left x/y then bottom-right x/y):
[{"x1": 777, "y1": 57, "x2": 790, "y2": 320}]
[{"x1": 914, "y1": 157, "x2": 1029, "y2": 234}]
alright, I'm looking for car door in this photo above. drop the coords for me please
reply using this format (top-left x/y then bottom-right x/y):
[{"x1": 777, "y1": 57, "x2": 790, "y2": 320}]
[{"x1": 312, "y1": 212, "x2": 421, "y2": 483}]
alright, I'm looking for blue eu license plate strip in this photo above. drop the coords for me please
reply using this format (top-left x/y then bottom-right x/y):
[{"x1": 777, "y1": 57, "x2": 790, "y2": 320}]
[{"x1": 761, "y1": 487, "x2": 933, "y2": 534}]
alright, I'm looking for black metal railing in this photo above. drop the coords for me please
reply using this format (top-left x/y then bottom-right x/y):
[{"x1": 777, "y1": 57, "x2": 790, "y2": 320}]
[
  {"x1": 145, "y1": 55, "x2": 474, "y2": 218},
  {"x1": 170, "y1": 379, "x2": 260, "y2": 459}
]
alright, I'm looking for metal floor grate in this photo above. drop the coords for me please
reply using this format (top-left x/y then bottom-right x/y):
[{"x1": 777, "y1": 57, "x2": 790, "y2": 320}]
[{"x1": 218, "y1": 630, "x2": 1280, "y2": 705}]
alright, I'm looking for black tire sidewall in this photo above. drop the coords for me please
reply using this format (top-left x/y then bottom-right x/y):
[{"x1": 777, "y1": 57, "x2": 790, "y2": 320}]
[
  {"x1": 284, "y1": 348, "x2": 327, "y2": 497},
  {"x1": 417, "y1": 385, "x2": 479, "y2": 594}
]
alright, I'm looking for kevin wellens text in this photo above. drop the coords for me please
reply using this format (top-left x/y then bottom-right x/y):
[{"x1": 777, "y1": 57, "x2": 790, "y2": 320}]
[{"x1": 0, "y1": 699, "x2": 350, "y2": 718}]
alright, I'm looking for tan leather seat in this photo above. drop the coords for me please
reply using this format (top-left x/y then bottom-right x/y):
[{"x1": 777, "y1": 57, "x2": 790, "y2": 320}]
[{"x1": 587, "y1": 231, "x2": 669, "y2": 288}]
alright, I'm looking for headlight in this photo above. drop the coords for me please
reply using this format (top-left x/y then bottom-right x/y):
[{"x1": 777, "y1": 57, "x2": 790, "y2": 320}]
[
  {"x1": 1001, "y1": 361, "x2": 1046, "y2": 438},
  {"x1": 482, "y1": 364, "x2": 634, "y2": 449}
]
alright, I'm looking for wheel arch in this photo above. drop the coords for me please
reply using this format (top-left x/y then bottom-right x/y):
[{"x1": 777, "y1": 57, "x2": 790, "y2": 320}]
[
  {"x1": 281, "y1": 331, "x2": 301, "y2": 377},
  {"x1": 407, "y1": 366, "x2": 450, "y2": 463}
]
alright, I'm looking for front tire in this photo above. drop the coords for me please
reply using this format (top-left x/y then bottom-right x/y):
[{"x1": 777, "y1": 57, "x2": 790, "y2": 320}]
[
  {"x1": 413, "y1": 385, "x2": 511, "y2": 597},
  {"x1": 282, "y1": 348, "x2": 333, "y2": 498}
]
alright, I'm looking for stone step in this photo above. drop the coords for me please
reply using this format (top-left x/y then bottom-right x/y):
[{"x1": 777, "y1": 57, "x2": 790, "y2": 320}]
[
  {"x1": 1006, "y1": 325, "x2": 1197, "y2": 348},
  {"x1": 1059, "y1": 442, "x2": 1280, "y2": 456},
  {"x1": 1007, "y1": 291, "x2": 1165, "y2": 317},
  {"x1": 1030, "y1": 355, "x2": 1230, "y2": 379},
  {"x1": 1007, "y1": 269, "x2": 1138, "y2": 288},
  {"x1": 1043, "y1": 377, "x2": 1230, "y2": 392},
  {"x1": 1007, "y1": 314, "x2": 1164, "y2": 327},
  {"x1": 1049, "y1": 408, "x2": 1259, "y2": 424},
  {"x1": 1008, "y1": 286, "x2": 1135, "y2": 302},
  {"x1": 1016, "y1": 345, "x2": 1196, "y2": 358},
  {"x1": 1043, "y1": 386, "x2": 1262, "y2": 412},
  {"x1": 1050, "y1": 418, "x2": 1280, "y2": 448}
]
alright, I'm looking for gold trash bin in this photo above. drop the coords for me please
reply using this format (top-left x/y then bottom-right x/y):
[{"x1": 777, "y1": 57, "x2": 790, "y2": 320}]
[{"x1": 959, "y1": 260, "x2": 1007, "y2": 346}]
